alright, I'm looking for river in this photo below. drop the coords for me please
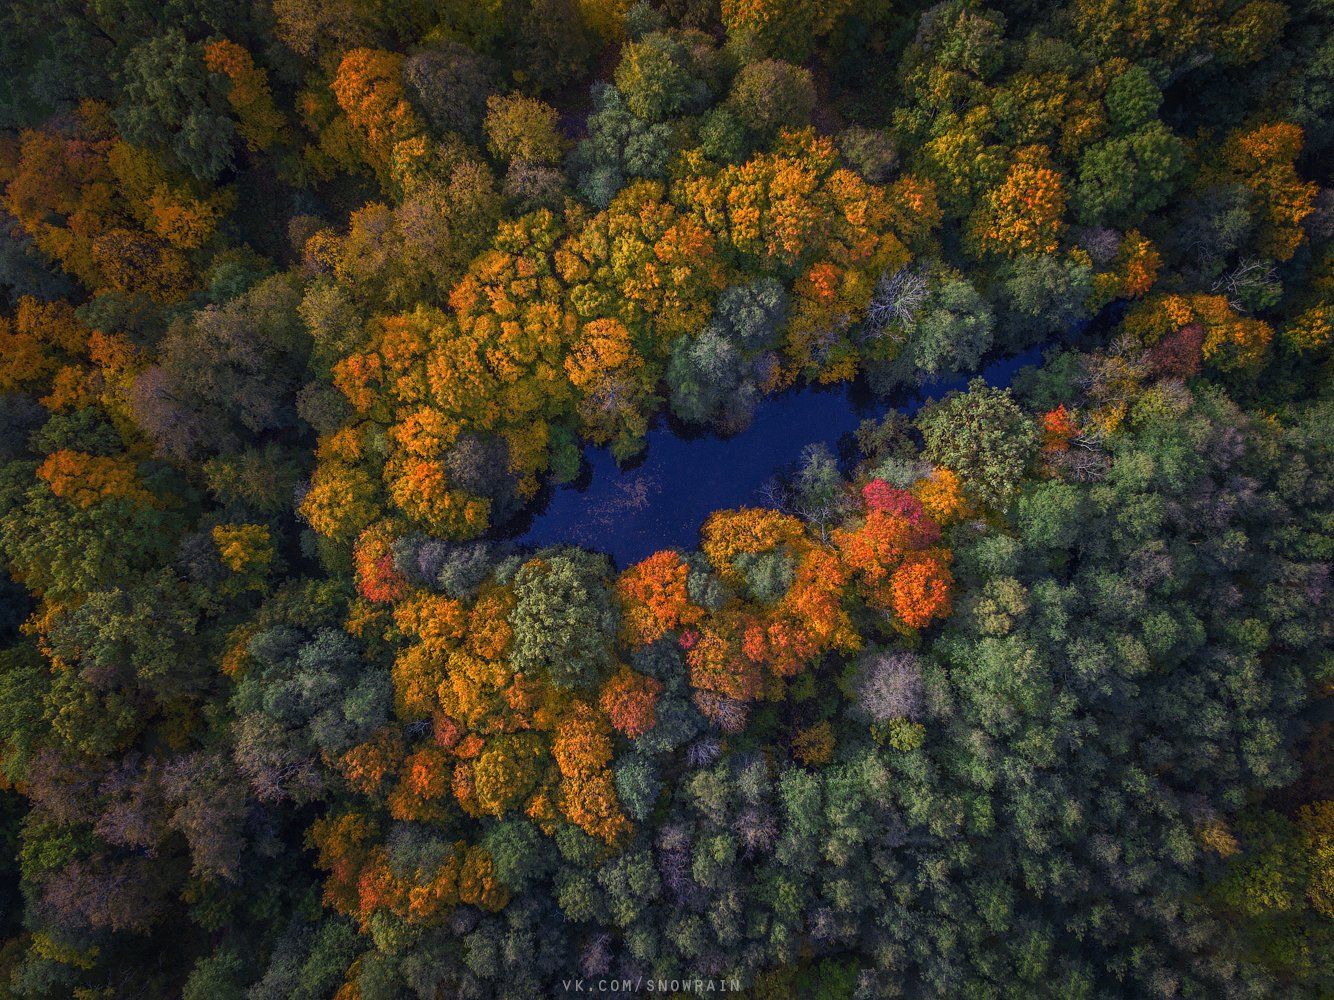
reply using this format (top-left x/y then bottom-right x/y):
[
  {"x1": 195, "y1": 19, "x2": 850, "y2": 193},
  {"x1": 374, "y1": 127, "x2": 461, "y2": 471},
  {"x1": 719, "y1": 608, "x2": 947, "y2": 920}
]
[{"x1": 509, "y1": 346, "x2": 1047, "y2": 566}]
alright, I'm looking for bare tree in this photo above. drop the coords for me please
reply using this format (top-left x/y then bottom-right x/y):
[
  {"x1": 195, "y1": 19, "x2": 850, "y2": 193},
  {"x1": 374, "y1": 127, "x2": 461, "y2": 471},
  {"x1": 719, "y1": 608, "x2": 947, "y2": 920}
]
[{"x1": 863, "y1": 265, "x2": 929, "y2": 340}]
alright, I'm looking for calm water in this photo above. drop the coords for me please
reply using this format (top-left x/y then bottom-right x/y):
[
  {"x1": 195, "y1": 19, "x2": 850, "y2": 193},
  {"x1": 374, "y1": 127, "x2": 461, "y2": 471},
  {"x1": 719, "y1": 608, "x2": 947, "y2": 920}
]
[{"x1": 512, "y1": 346, "x2": 1046, "y2": 566}]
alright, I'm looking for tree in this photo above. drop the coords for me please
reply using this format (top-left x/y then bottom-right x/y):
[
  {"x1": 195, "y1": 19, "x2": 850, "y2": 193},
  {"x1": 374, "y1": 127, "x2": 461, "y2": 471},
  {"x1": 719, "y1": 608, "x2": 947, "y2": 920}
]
[
  {"x1": 600, "y1": 667, "x2": 663, "y2": 737},
  {"x1": 114, "y1": 31, "x2": 236, "y2": 182},
  {"x1": 726, "y1": 61, "x2": 815, "y2": 142},
  {"x1": 232, "y1": 627, "x2": 388, "y2": 804},
  {"x1": 132, "y1": 274, "x2": 307, "y2": 459},
  {"x1": 917, "y1": 379, "x2": 1038, "y2": 508},
  {"x1": 968, "y1": 147, "x2": 1067, "y2": 257},
  {"x1": 613, "y1": 31, "x2": 710, "y2": 122},
  {"x1": 402, "y1": 43, "x2": 495, "y2": 142},
  {"x1": 1218, "y1": 121, "x2": 1318, "y2": 261},
  {"x1": 1074, "y1": 122, "x2": 1185, "y2": 226},
  {"x1": 564, "y1": 317, "x2": 652, "y2": 447},
  {"x1": 853, "y1": 650, "x2": 925, "y2": 722},
  {"x1": 569, "y1": 85, "x2": 672, "y2": 208},
  {"x1": 769, "y1": 443, "x2": 854, "y2": 541},
  {"x1": 1103, "y1": 64, "x2": 1161, "y2": 134},
  {"x1": 888, "y1": 548, "x2": 953, "y2": 629},
  {"x1": 511, "y1": 0, "x2": 596, "y2": 95},
  {"x1": 665, "y1": 325, "x2": 750, "y2": 428},
  {"x1": 509, "y1": 550, "x2": 618, "y2": 691},
  {"x1": 996, "y1": 252, "x2": 1092, "y2": 342},
  {"x1": 331, "y1": 48, "x2": 422, "y2": 180},
  {"x1": 483, "y1": 94, "x2": 566, "y2": 166},
  {"x1": 616, "y1": 550, "x2": 702, "y2": 645},
  {"x1": 719, "y1": 0, "x2": 853, "y2": 61},
  {"x1": 867, "y1": 265, "x2": 996, "y2": 387},
  {"x1": 202, "y1": 39, "x2": 285, "y2": 152}
]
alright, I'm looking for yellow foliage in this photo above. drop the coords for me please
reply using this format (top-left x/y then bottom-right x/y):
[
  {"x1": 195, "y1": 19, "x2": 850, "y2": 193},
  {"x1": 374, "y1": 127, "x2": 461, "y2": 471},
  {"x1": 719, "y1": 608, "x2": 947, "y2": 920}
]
[
  {"x1": 699, "y1": 508, "x2": 806, "y2": 581},
  {"x1": 203, "y1": 39, "x2": 286, "y2": 151},
  {"x1": 968, "y1": 146, "x2": 1067, "y2": 257},
  {"x1": 211, "y1": 523, "x2": 275, "y2": 579},
  {"x1": 913, "y1": 468, "x2": 967, "y2": 525}
]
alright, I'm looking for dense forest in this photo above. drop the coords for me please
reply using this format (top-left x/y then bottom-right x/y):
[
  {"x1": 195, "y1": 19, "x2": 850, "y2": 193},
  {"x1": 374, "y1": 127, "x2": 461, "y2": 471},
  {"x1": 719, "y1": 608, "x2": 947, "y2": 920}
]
[{"x1": 0, "y1": 0, "x2": 1330, "y2": 996}]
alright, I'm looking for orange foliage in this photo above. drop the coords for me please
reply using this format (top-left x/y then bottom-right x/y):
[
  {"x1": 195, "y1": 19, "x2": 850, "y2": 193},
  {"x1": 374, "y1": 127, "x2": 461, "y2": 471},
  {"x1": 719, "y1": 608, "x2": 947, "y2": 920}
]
[
  {"x1": 203, "y1": 40, "x2": 285, "y2": 151},
  {"x1": 676, "y1": 129, "x2": 913, "y2": 271},
  {"x1": 4, "y1": 103, "x2": 121, "y2": 289},
  {"x1": 299, "y1": 462, "x2": 380, "y2": 541},
  {"x1": 563, "y1": 316, "x2": 649, "y2": 443},
  {"x1": 338, "y1": 729, "x2": 405, "y2": 796},
  {"x1": 560, "y1": 768, "x2": 632, "y2": 844},
  {"x1": 1220, "y1": 122, "x2": 1318, "y2": 261},
  {"x1": 1117, "y1": 230, "x2": 1161, "y2": 298},
  {"x1": 439, "y1": 210, "x2": 578, "y2": 476},
  {"x1": 676, "y1": 130, "x2": 926, "y2": 381},
  {"x1": 552, "y1": 703, "x2": 613, "y2": 779},
  {"x1": 763, "y1": 547, "x2": 857, "y2": 674},
  {"x1": 1124, "y1": 293, "x2": 1273, "y2": 370},
  {"x1": 0, "y1": 298, "x2": 90, "y2": 394},
  {"x1": 464, "y1": 734, "x2": 545, "y2": 817},
  {"x1": 913, "y1": 468, "x2": 967, "y2": 525},
  {"x1": 309, "y1": 810, "x2": 507, "y2": 928},
  {"x1": 91, "y1": 228, "x2": 192, "y2": 302},
  {"x1": 330, "y1": 49, "x2": 422, "y2": 178},
  {"x1": 616, "y1": 550, "x2": 702, "y2": 644},
  {"x1": 4, "y1": 100, "x2": 204, "y2": 296},
  {"x1": 104, "y1": 141, "x2": 227, "y2": 251},
  {"x1": 1072, "y1": 0, "x2": 1222, "y2": 64},
  {"x1": 969, "y1": 147, "x2": 1067, "y2": 257},
  {"x1": 688, "y1": 617, "x2": 765, "y2": 704},
  {"x1": 566, "y1": 317, "x2": 639, "y2": 391},
  {"x1": 36, "y1": 450, "x2": 152, "y2": 509},
  {"x1": 834, "y1": 511, "x2": 919, "y2": 587},
  {"x1": 352, "y1": 528, "x2": 409, "y2": 604},
  {"x1": 392, "y1": 592, "x2": 468, "y2": 657},
  {"x1": 599, "y1": 667, "x2": 663, "y2": 737},
  {"x1": 699, "y1": 508, "x2": 805, "y2": 580},
  {"x1": 1041, "y1": 404, "x2": 1077, "y2": 452},
  {"x1": 720, "y1": 0, "x2": 854, "y2": 52},
  {"x1": 550, "y1": 703, "x2": 629, "y2": 842},
  {"x1": 1284, "y1": 305, "x2": 1332, "y2": 353},
  {"x1": 388, "y1": 744, "x2": 451, "y2": 821},
  {"x1": 556, "y1": 181, "x2": 727, "y2": 351},
  {"x1": 888, "y1": 549, "x2": 954, "y2": 630},
  {"x1": 308, "y1": 811, "x2": 376, "y2": 918}
]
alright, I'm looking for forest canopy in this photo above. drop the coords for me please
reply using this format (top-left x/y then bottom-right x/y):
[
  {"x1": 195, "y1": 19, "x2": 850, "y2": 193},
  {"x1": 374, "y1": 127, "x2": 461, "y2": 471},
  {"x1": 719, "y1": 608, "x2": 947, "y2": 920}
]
[{"x1": 0, "y1": 0, "x2": 1330, "y2": 997}]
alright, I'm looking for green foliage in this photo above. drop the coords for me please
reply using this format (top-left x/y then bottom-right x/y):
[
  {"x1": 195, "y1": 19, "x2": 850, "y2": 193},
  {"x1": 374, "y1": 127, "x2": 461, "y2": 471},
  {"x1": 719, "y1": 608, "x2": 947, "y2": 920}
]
[
  {"x1": 509, "y1": 549, "x2": 618, "y2": 690},
  {"x1": 570, "y1": 85, "x2": 673, "y2": 207},
  {"x1": 726, "y1": 60, "x2": 815, "y2": 142},
  {"x1": 613, "y1": 31, "x2": 710, "y2": 122},
  {"x1": 917, "y1": 379, "x2": 1039, "y2": 508},
  {"x1": 1074, "y1": 122, "x2": 1186, "y2": 225},
  {"x1": 1104, "y1": 64, "x2": 1162, "y2": 134},
  {"x1": 113, "y1": 30, "x2": 236, "y2": 182}
]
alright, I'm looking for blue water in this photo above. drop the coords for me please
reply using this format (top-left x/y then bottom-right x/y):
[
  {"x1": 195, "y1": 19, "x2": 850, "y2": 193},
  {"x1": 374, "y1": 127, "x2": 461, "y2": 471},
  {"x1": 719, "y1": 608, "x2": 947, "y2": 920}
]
[{"x1": 512, "y1": 347, "x2": 1046, "y2": 566}]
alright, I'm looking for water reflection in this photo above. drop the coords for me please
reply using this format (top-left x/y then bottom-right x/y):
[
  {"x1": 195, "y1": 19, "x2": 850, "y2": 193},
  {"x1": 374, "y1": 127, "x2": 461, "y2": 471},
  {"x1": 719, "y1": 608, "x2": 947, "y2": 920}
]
[{"x1": 508, "y1": 346, "x2": 1046, "y2": 566}]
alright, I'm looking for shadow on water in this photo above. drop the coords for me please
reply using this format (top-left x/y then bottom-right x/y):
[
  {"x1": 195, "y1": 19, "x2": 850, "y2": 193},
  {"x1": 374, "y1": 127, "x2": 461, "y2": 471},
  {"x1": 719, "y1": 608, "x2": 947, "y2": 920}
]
[{"x1": 500, "y1": 344, "x2": 1050, "y2": 567}]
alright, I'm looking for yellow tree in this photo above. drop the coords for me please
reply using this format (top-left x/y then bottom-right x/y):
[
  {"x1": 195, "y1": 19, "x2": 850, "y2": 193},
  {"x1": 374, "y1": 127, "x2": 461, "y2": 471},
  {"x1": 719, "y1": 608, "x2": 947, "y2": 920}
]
[
  {"x1": 967, "y1": 146, "x2": 1068, "y2": 257},
  {"x1": 1219, "y1": 122, "x2": 1318, "y2": 262},
  {"x1": 203, "y1": 39, "x2": 286, "y2": 152}
]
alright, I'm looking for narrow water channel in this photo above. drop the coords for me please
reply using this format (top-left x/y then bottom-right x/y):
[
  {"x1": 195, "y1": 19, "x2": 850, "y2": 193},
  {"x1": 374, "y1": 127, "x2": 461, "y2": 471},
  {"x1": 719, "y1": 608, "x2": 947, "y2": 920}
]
[{"x1": 512, "y1": 346, "x2": 1047, "y2": 566}]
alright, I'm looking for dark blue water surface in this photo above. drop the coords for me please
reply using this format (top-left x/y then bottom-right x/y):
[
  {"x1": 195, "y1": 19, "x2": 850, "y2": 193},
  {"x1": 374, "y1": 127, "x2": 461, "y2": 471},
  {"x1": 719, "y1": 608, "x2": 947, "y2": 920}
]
[{"x1": 513, "y1": 346, "x2": 1046, "y2": 566}]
